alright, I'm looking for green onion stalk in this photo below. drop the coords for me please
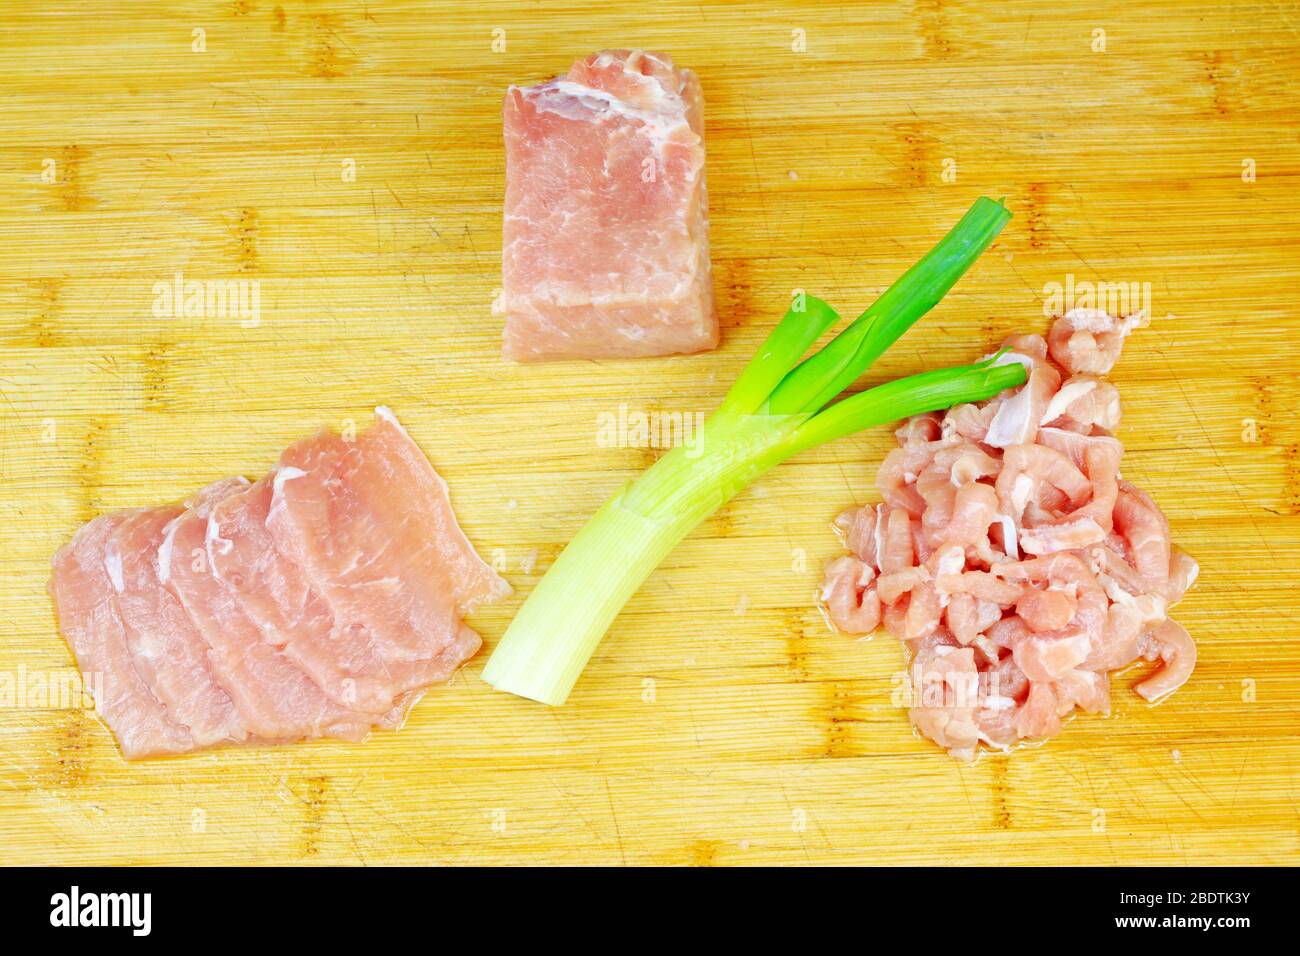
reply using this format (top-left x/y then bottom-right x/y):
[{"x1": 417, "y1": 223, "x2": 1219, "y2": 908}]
[{"x1": 483, "y1": 197, "x2": 1022, "y2": 705}]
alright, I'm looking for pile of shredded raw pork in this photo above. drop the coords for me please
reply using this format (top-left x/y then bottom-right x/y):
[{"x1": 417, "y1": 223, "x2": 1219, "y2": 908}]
[{"x1": 820, "y1": 310, "x2": 1199, "y2": 760}]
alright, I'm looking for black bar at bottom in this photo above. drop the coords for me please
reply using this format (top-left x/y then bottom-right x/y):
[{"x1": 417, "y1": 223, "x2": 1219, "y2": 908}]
[{"x1": 0, "y1": 865, "x2": 1278, "y2": 940}]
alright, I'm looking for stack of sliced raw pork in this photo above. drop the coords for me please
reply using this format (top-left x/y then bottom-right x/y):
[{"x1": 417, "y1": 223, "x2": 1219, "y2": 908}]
[
  {"x1": 49, "y1": 408, "x2": 509, "y2": 759},
  {"x1": 821, "y1": 310, "x2": 1199, "y2": 760}
]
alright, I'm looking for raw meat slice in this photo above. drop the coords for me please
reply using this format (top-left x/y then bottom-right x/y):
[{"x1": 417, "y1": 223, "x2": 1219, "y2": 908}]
[
  {"x1": 267, "y1": 409, "x2": 502, "y2": 687},
  {"x1": 1047, "y1": 308, "x2": 1147, "y2": 374},
  {"x1": 108, "y1": 506, "x2": 246, "y2": 747},
  {"x1": 161, "y1": 480, "x2": 375, "y2": 741},
  {"x1": 360, "y1": 408, "x2": 511, "y2": 614},
  {"x1": 208, "y1": 475, "x2": 438, "y2": 720},
  {"x1": 1135, "y1": 618, "x2": 1197, "y2": 701},
  {"x1": 49, "y1": 514, "x2": 194, "y2": 759},
  {"x1": 498, "y1": 49, "x2": 716, "y2": 360},
  {"x1": 820, "y1": 556, "x2": 881, "y2": 634}
]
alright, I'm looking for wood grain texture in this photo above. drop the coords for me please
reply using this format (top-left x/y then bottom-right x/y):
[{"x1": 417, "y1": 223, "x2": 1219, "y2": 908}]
[{"x1": 1, "y1": 0, "x2": 1297, "y2": 866}]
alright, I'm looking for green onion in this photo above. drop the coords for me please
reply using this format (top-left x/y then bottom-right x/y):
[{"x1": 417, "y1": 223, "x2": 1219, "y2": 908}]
[{"x1": 482, "y1": 198, "x2": 1020, "y2": 705}]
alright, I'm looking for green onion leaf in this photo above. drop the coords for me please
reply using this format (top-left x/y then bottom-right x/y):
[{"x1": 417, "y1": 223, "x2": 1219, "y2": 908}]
[
  {"x1": 766, "y1": 196, "x2": 1011, "y2": 415},
  {"x1": 714, "y1": 293, "x2": 840, "y2": 420}
]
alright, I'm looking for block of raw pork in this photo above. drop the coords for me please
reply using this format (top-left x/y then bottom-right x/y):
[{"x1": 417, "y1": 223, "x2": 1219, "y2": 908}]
[
  {"x1": 497, "y1": 49, "x2": 717, "y2": 361},
  {"x1": 48, "y1": 408, "x2": 509, "y2": 759}
]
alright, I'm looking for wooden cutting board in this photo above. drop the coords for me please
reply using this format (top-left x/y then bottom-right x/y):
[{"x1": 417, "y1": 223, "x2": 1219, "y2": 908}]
[{"x1": 1, "y1": 0, "x2": 1296, "y2": 866}]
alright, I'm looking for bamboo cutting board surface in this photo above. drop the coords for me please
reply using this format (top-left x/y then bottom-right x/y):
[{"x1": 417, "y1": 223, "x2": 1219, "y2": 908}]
[{"x1": 1, "y1": 0, "x2": 1297, "y2": 866}]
